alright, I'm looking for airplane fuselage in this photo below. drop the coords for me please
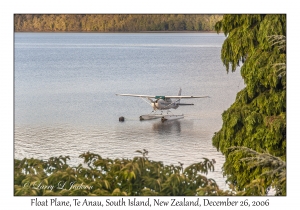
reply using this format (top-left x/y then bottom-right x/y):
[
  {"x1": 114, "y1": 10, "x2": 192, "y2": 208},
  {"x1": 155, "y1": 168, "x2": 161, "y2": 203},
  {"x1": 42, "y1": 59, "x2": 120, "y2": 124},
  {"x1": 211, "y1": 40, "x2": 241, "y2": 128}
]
[{"x1": 151, "y1": 98, "x2": 179, "y2": 110}]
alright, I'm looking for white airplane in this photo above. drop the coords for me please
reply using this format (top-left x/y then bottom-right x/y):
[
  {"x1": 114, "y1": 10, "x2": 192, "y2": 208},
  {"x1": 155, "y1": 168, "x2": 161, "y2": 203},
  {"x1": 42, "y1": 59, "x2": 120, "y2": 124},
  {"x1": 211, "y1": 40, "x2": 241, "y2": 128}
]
[{"x1": 116, "y1": 88, "x2": 209, "y2": 121}]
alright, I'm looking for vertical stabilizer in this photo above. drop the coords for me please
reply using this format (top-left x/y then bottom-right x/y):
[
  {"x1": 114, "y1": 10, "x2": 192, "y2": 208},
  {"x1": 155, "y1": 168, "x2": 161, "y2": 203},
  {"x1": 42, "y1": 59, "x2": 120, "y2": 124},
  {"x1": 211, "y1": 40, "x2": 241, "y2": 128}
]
[
  {"x1": 178, "y1": 88, "x2": 182, "y2": 102},
  {"x1": 178, "y1": 88, "x2": 182, "y2": 96}
]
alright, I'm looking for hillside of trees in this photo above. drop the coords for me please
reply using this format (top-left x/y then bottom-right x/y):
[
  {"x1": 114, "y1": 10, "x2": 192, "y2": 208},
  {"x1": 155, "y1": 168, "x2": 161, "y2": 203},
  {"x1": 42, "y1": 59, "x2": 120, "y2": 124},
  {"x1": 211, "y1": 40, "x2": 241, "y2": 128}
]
[{"x1": 14, "y1": 14, "x2": 222, "y2": 32}]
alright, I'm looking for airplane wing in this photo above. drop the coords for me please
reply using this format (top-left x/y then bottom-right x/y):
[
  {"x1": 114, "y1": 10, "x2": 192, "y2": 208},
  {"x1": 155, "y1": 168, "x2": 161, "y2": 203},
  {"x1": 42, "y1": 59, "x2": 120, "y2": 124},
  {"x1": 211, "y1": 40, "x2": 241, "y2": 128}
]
[
  {"x1": 116, "y1": 94, "x2": 209, "y2": 99},
  {"x1": 164, "y1": 95, "x2": 210, "y2": 99},
  {"x1": 116, "y1": 94, "x2": 156, "y2": 98}
]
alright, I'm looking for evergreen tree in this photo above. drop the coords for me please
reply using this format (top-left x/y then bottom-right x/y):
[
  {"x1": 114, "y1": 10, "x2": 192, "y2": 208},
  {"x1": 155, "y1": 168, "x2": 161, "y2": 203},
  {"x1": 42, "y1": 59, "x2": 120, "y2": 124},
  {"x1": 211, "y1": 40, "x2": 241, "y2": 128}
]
[{"x1": 213, "y1": 14, "x2": 286, "y2": 195}]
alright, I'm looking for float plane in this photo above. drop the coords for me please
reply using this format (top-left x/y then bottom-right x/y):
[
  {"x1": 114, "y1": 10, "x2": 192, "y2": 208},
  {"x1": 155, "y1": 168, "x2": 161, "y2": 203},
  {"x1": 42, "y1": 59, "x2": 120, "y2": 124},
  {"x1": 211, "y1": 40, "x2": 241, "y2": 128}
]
[{"x1": 116, "y1": 88, "x2": 209, "y2": 122}]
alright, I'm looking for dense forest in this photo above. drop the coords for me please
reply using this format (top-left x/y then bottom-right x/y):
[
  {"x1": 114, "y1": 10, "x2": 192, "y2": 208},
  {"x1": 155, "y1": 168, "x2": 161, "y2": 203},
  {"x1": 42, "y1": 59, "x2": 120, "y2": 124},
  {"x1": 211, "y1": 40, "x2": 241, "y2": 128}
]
[{"x1": 14, "y1": 14, "x2": 222, "y2": 32}]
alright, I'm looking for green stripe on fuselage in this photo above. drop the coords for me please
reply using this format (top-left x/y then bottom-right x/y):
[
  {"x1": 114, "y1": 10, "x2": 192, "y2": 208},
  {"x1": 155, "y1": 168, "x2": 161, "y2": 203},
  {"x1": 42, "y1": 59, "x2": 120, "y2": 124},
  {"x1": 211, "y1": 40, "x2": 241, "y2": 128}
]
[{"x1": 155, "y1": 96, "x2": 165, "y2": 100}]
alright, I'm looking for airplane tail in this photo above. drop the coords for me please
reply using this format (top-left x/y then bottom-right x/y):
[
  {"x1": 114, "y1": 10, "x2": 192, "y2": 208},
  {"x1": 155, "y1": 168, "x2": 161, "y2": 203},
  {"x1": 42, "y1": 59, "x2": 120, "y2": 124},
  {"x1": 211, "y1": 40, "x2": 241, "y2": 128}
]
[
  {"x1": 176, "y1": 88, "x2": 194, "y2": 106},
  {"x1": 178, "y1": 88, "x2": 182, "y2": 103}
]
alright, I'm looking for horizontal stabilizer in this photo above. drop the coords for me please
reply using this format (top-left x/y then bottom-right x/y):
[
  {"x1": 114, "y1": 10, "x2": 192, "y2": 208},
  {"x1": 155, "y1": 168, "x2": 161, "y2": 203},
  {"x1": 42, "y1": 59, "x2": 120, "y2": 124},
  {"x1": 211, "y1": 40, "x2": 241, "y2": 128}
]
[{"x1": 177, "y1": 103, "x2": 194, "y2": 106}]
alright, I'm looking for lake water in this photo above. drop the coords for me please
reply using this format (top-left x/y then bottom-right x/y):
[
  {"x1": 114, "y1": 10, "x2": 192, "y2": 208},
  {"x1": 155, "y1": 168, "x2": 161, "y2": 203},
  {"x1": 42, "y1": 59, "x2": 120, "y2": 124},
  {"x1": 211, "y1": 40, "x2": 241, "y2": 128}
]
[{"x1": 14, "y1": 33, "x2": 243, "y2": 190}]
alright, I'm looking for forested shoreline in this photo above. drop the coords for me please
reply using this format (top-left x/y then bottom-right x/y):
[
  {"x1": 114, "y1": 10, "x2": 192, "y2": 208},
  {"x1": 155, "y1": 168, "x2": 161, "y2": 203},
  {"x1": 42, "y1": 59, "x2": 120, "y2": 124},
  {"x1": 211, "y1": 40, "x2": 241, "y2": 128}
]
[{"x1": 14, "y1": 14, "x2": 222, "y2": 32}]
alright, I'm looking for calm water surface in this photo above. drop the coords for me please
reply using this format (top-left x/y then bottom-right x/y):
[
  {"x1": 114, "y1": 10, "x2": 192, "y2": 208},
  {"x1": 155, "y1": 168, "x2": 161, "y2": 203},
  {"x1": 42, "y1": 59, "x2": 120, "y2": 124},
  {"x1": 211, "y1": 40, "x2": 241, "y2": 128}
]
[{"x1": 14, "y1": 33, "x2": 243, "y2": 189}]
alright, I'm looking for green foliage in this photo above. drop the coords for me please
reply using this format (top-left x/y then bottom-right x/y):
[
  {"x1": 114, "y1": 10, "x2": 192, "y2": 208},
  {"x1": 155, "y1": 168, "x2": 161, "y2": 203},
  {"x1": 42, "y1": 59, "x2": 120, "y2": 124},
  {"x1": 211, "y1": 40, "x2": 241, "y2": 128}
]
[
  {"x1": 213, "y1": 14, "x2": 286, "y2": 195},
  {"x1": 14, "y1": 150, "x2": 231, "y2": 196},
  {"x1": 14, "y1": 14, "x2": 223, "y2": 32},
  {"x1": 224, "y1": 147, "x2": 286, "y2": 195}
]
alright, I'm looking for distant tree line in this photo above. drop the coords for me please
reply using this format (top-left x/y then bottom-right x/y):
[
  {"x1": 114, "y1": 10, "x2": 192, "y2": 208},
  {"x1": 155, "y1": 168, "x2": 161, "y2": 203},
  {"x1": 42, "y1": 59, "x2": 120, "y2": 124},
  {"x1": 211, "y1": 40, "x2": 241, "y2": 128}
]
[{"x1": 14, "y1": 14, "x2": 223, "y2": 32}]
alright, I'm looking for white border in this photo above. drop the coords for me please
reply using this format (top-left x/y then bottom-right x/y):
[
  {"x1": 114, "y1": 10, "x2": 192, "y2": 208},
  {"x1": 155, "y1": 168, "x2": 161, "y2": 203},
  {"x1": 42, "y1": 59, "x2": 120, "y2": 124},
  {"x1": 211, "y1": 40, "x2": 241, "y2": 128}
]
[{"x1": 2, "y1": 0, "x2": 298, "y2": 209}]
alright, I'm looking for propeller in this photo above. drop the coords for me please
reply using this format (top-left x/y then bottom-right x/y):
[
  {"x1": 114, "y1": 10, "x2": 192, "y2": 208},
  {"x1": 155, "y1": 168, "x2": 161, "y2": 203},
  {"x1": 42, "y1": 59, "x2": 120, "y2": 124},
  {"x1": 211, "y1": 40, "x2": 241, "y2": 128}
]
[{"x1": 146, "y1": 97, "x2": 159, "y2": 110}]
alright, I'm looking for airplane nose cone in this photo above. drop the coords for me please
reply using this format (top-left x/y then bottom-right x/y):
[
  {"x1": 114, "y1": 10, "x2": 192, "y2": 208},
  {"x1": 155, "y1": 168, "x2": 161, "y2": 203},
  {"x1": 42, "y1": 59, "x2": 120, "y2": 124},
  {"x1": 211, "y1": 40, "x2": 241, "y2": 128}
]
[{"x1": 151, "y1": 102, "x2": 158, "y2": 110}]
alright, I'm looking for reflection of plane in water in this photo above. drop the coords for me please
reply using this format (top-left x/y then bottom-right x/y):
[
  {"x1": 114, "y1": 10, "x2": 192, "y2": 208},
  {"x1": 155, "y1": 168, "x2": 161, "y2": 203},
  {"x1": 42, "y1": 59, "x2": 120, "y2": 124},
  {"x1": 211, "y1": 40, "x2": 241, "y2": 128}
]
[
  {"x1": 152, "y1": 120, "x2": 182, "y2": 134},
  {"x1": 116, "y1": 88, "x2": 209, "y2": 122}
]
